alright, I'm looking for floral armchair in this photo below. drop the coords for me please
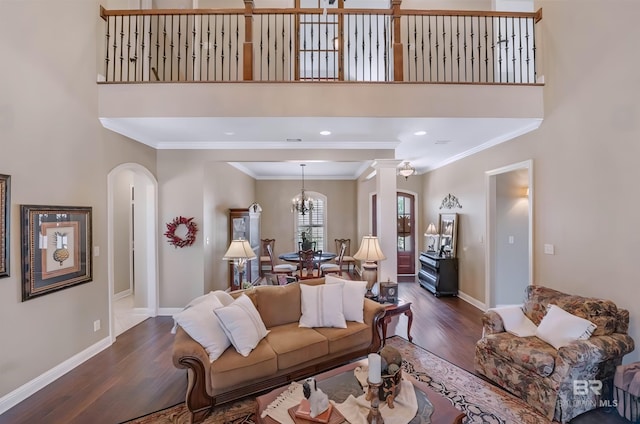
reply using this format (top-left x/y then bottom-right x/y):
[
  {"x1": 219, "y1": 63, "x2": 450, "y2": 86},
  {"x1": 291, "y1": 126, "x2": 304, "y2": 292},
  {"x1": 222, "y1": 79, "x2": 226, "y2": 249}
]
[{"x1": 475, "y1": 285, "x2": 635, "y2": 423}]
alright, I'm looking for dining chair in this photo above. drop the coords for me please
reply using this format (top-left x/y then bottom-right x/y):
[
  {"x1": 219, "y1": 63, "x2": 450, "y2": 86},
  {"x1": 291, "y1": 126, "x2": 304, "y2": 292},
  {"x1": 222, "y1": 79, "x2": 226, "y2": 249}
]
[
  {"x1": 297, "y1": 249, "x2": 321, "y2": 280},
  {"x1": 298, "y1": 240, "x2": 317, "y2": 252},
  {"x1": 260, "y1": 238, "x2": 275, "y2": 277},
  {"x1": 266, "y1": 244, "x2": 297, "y2": 276},
  {"x1": 335, "y1": 238, "x2": 355, "y2": 272},
  {"x1": 321, "y1": 242, "x2": 346, "y2": 276}
]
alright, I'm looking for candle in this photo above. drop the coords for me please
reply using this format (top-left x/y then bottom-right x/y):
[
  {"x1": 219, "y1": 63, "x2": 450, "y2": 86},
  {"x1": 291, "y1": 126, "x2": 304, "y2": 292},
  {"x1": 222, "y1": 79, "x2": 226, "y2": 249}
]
[{"x1": 368, "y1": 353, "x2": 382, "y2": 384}]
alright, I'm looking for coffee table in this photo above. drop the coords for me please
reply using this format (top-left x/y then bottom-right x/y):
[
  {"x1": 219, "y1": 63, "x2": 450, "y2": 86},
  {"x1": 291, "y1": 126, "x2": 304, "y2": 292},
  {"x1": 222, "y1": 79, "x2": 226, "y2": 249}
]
[{"x1": 256, "y1": 359, "x2": 464, "y2": 424}]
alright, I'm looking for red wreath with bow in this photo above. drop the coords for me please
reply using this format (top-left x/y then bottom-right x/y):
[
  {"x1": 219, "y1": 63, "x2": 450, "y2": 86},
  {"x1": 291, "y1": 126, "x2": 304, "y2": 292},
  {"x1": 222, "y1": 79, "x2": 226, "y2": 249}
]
[{"x1": 164, "y1": 216, "x2": 198, "y2": 248}]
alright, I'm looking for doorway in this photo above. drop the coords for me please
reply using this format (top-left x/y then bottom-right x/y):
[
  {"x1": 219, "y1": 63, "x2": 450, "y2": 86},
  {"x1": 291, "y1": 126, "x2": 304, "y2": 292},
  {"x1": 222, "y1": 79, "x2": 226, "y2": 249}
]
[
  {"x1": 485, "y1": 160, "x2": 533, "y2": 308},
  {"x1": 372, "y1": 191, "x2": 417, "y2": 276},
  {"x1": 107, "y1": 163, "x2": 159, "y2": 341}
]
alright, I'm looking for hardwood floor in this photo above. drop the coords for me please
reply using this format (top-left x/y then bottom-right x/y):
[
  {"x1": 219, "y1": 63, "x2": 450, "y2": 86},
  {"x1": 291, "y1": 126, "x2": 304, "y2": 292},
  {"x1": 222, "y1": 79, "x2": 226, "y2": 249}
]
[{"x1": 0, "y1": 281, "x2": 630, "y2": 423}]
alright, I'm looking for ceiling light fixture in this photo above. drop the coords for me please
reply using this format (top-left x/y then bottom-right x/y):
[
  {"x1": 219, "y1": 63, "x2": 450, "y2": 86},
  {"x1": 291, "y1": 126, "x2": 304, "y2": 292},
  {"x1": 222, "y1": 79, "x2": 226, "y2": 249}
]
[
  {"x1": 320, "y1": 130, "x2": 331, "y2": 136},
  {"x1": 398, "y1": 161, "x2": 416, "y2": 180},
  {"x1": 291, "y1": 164, "x2": 314, "y2": 216},
  {"x1": 414, "y1": 130, "x2": 427, "y2": 136}
]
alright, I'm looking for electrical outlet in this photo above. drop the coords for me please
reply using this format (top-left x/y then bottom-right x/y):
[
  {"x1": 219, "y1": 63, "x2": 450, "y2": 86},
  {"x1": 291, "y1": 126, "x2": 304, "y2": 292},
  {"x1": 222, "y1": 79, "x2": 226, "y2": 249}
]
[
  {"x1": 508, "y1": 236, "x2": 514, "y2": 244},
  {"x1": 93, "y1": 320, "x2": 101, "y2": 332},
  {"x1": 544, "y1": 244, "x2": 555, "y2": 255}
]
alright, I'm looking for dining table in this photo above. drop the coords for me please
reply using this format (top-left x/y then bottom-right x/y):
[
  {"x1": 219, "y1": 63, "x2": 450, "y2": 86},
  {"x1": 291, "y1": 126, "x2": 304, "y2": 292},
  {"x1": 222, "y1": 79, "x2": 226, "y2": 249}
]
[{"x1": 278, "y1": 251, "x2": 336, "y2": 264}]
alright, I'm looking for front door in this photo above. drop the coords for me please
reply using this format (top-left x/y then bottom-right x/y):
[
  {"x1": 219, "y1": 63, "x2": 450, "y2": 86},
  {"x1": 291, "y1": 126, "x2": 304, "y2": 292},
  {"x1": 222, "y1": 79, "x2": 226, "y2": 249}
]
[{"x1": 372, "y1": 192, "x2": 416, "y2": 275}]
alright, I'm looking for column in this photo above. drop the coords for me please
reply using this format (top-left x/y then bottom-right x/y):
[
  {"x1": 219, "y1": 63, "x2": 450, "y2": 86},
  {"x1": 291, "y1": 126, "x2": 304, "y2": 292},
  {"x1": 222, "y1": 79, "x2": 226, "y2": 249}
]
[{"x1": 372, "y1": 159, "x2": 401, "y2": 284}]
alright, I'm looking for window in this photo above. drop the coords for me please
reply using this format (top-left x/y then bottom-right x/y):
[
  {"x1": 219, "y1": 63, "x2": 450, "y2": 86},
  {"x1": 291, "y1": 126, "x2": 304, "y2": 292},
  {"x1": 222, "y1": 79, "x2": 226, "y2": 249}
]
[{"x1": 294, "y1": 191, "x2": 326, "y2": 252}]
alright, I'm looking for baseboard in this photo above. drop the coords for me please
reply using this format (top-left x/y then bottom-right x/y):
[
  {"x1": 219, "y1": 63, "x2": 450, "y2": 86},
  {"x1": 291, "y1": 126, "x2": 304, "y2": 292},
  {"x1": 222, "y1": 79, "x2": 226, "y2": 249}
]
[
  {"x1": 113, "y1": 289, "x2": 132, "y2": 301},
  {"x1": 457, "y1": 290, "x2": 486, "y2": 311},
  {"x1": 132, "y1": 307, "x2": 152, "y2": 316},
  {"x1": 0, "y1": 336, "x2": 112, "y2": 415},
  {"x1": 158, "y1": 307, "x2": 182, "y2": 316}
]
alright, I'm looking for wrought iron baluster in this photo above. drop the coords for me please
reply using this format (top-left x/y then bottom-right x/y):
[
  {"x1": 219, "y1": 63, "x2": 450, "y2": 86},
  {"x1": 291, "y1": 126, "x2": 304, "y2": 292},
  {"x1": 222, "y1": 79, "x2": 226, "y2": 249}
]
[
  {"x1": 518, "y1": 17, "x2": 523, "y2": 83},
  {"x1": 281, "y1": 14, "x2": 286, "y2": 81},
  {"x1": 221, "y1": 14, "x2": 226, "y2": 80},
  {"x1": 105, "y1": 17, "x2": 111, "y2": 81},
  {"x1": 495, "y1": 17, "x2": 500, "y2": 83},
  {"x1": 511, "y1": 17, "x2": 517, "y2": 84},
  {"x1": 484, "y1": 16, "x2": 489, "y2": 83},
  {"x1": 449, "y1": 15, "x2": 453, "y2": 82},
  {"x1": 206, "y1": 15, "x2": 211, "y2": 81},
  {"x1": 412, "y1": 16, "x2": 417, "y2": 82},
  {"x1": 234, "y1": 15, "x2": 238, "y2": 80},
  {"x1": 497, "y1": 18, "x2": 505, "y2": 82},
  {"x1": 213, "y1": 15, "x2": 218, "y2": 81},
  {"x1": 192, "y1": 15, "x2": 197, "y2": 81},
  {"x1": 177, "y1": 15, "x2": 182, "y2": 81},
  {"x1": 376, "y1": 13, "x2": 380, "y2": 81},
  {"x1": 198, "y1": 15, "x2": 203, "y2": 81},
  {"x1": 470, "y1": 16, "x2": 474, "y2": 82},
  {"x1": 428, "y1": 16, "x2": 432, "y2": 81},
  {"x1": 456, "y1": 16, "x2": 460, "y2": 82},
  {"x1": 267, "y1": 14, "x2": 272, "y2": 80},
  {"x1": 463, "y1": 16, "x2": 467, "y2": 82},
  {"x1": 532, "y1": 18, "x2": 537, "y2": 83},
  {"x1": 259, "y1": 14, "x2": 264, "y2": 81},
  {"x1": 525, "y1": 16, "x2": 531, "y2": 83},
  {"x1": 126, "y1": 15, "x2": 132, "y2": 81},
  {"x1": 118, "y1": 16, "x2": 124, "y2": 81},
  {"x1": 361, "y1": 14, "x2": 365, "y2": 81}
]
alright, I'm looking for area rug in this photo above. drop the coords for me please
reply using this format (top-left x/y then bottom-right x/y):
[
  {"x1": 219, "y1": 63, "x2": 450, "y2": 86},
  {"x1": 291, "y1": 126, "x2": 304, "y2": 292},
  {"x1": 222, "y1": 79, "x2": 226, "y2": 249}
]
[{"x1": 124, "y1": 336, "x2": 550, "y2": 424}]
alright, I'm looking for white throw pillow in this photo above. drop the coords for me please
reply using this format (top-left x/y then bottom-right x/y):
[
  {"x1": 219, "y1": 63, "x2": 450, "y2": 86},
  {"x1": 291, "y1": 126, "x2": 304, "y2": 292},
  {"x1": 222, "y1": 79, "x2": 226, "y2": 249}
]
[
  {"x1": 171, "y1": 291, "x2": 217, "y2": 334},
  {"x1": 172, "y1": 296, "x2": 231, "y2": 362},
  {"x1": 325, "y1": 275, "x2": 367, "y2": 323},
  {"x1": 212, "y1": 290, "x2": 235, "y2": 306},
  {"x1": 488, "y1": 305, "x2": 537, "y2": 337},
  {"x1": 213, "y1": 294, "x2": 269, "y2": 357},
  {"x1": 299, "y1": 283, "x2": 347, "y2": 328},
  {"x1": 535, "y1": 304, "x2": 597, "y2": 349}
]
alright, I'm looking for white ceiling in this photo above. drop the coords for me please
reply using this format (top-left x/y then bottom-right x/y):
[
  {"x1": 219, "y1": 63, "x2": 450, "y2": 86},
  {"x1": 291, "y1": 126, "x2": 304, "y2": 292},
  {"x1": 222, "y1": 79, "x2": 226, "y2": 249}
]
[{"x1": 107, "y1": 116, "x2": 542, "y2": 179}]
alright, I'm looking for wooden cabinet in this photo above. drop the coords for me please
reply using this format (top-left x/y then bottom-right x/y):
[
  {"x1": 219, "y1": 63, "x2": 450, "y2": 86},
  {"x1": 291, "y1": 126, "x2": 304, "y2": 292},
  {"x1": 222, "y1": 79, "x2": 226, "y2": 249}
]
[
  {"x1": 229, "y1": 208, "x2": 261, "y2": 289},
  {"x1": 418, "y1": 252, "x2": 458, "y2": 297}
]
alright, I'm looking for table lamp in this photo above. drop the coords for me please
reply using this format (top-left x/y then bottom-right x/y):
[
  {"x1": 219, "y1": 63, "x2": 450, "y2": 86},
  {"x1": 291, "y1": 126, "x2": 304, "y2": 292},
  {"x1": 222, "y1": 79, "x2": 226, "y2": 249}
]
[
  {"x1": 424, "y1": 222, "x2": 438, "y2": 253},
  {"x1": 353, "y1": 235, "x2": 386, "y2": 298},
  {"x1": 223, "y1": 239, "x2": 257, "y2": 289}
]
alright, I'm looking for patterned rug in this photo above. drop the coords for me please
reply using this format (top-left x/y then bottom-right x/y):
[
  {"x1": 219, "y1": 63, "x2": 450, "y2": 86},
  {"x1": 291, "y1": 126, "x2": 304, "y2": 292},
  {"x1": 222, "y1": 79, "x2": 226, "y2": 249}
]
[{"x1": 123, "y1": 336, "x2": 550, "y2": 424}]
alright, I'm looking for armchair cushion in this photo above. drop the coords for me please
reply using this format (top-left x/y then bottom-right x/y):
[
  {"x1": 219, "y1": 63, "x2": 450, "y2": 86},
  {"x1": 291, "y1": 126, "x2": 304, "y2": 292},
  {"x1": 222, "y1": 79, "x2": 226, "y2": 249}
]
[{"x1": 479, "y1": 332, "x2": 557, "y2": 377}]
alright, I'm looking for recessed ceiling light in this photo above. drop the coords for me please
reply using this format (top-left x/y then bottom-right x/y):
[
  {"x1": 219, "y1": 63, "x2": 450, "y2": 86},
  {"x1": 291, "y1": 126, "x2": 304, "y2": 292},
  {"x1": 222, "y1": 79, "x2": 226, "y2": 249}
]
[
  {"x1": 414, "y1": 130, "x2": 427, "y2": 136},
  {"x1": 224, "y1": 131, "x2": 235, "y2": 136},
  {"x1": 320, "y1": 130, "x2": 331, "y2": 136}
]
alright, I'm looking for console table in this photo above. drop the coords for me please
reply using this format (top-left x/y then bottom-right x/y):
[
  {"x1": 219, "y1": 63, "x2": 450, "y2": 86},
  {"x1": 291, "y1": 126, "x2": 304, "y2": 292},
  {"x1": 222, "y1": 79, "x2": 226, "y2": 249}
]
[{"x1": 418, "y1": 252, "x2": 458, "y2": 297}]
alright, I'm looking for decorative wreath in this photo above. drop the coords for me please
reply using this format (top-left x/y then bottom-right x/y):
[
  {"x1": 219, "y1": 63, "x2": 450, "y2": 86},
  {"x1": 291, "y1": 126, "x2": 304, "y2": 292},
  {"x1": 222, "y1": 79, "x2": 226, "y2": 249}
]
[{"x1": 164, "y1": 216, "x2": 198, "y2": 248}]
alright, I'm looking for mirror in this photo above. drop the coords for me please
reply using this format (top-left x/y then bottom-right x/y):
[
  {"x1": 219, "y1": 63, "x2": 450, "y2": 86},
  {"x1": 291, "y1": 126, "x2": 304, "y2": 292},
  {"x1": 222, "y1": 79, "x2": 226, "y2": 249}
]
[{"x1": 438, "y1": 213, "x2": 458, "y2": 258}]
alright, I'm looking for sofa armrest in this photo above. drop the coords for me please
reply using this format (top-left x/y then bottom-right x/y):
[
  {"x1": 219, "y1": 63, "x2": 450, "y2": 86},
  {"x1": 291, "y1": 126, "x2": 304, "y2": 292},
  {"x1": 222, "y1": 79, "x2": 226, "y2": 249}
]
[
  {"x1": 482, "y1": 310, "x2": 506, "y2": 336},
  {"x1": 558, "y1": 333, "x2": 636, "y2": 366},
  {"x1": 172, "y1": 326, "x2": 212, "y2": 371},
  {"x1": 363, "y1": 298, "x2": 386, "y2": 325}
]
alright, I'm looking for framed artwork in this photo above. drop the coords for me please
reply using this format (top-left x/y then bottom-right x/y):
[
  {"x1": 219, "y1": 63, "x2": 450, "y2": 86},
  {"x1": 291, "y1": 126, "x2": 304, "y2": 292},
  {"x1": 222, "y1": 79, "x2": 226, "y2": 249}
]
[
  {"x1": 438, "y1": 213, "x2": 458, "y2": 258},
  {"x1": 21, "y1": 205, "x2": 92, "y2": 301},
  {"x1": 0, "y1": 174, "x2": 10, "y2": 278}
]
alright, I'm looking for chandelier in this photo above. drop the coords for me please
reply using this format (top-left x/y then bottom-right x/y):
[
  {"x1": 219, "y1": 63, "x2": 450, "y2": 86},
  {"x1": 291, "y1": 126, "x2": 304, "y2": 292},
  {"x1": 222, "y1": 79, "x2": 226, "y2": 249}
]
[
  {"x1": 291, "y1": 164, "x2": 314, "y2": 216},
  {"x1": 398, "y1": 161, "x2": 416, "y2": 180}
]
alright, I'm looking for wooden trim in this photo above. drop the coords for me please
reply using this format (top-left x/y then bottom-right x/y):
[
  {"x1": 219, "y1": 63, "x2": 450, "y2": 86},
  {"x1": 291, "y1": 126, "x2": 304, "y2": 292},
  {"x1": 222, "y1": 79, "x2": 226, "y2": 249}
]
[
  {"x1": 399, "y1": 9, "x2": 540, "y2": 18},
  {"x1": 535, "y1": 8, "x2": 543, "y2": 23},
  {"x1": 392, "y1": 0, "x2": 403, "y2": 82},
  {"x1": 100, "y1": 8, "x2": 245, "y2": 17},
  {"x1": 99, "y1": 5, "x2": 107, "y2": 21},
  {"x1": 243, "y1": 0, "x2": 254, "y2": 80}
]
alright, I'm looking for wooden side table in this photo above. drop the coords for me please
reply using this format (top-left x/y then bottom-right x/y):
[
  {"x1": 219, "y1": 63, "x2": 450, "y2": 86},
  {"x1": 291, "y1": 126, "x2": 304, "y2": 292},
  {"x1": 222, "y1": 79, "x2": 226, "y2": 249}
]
[{"x1": 381, "y1": 299, "x2": 413, "y2": 345}]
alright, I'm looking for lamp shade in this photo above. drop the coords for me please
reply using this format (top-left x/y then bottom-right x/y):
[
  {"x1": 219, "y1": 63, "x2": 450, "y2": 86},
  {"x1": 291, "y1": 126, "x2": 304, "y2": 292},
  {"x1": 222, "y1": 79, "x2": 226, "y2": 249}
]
[
  {"x1": 223, "y1": 239, "x2": 257, "y2": 260},
  {"x1": 424, "y1": 222, "x2": 437, "y2": 236},
  {"x1": 353, "y1": 235, "x2": 386, "y2": 262}
]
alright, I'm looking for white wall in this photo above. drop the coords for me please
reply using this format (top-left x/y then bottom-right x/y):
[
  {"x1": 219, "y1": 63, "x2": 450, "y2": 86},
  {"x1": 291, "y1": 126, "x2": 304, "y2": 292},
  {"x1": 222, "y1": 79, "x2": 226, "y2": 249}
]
[
  {"x1": 422, "y1": 0, "x2": 640, "y2": 362},
  {"x1": 0, "y1": 0, "x2": 157, "y2": 400}
]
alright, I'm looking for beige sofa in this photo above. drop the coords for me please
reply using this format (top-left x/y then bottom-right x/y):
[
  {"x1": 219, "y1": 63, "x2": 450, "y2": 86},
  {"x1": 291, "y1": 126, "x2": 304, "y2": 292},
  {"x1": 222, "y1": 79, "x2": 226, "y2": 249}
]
[
  {"x1": 475, "y1": 285, "x2": 635, "y2": 422},
  {"x1": 172, "y1": 278, "x2": 387, "y2": 424}
]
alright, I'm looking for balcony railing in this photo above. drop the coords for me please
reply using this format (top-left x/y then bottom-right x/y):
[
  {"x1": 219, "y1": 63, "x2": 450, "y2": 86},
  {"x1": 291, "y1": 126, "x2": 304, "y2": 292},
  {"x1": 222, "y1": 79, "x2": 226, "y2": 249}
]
[{"x1": 99, "y1": 1, "x2": 542, "y2": 84}]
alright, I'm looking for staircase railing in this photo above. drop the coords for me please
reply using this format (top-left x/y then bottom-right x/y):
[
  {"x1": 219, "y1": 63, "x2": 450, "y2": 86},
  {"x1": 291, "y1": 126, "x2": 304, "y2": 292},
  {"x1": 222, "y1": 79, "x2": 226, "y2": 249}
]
[{"x1": 99, "y1": 2, "x2": 542, "y2": 84}]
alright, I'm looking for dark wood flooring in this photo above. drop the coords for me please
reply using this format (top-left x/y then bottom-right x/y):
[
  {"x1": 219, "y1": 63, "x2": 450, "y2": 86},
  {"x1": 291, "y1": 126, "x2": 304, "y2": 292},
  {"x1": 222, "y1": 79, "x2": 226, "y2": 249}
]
[{"x1": 0, "y1": 280, "x2": 630, "y2": 423}]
